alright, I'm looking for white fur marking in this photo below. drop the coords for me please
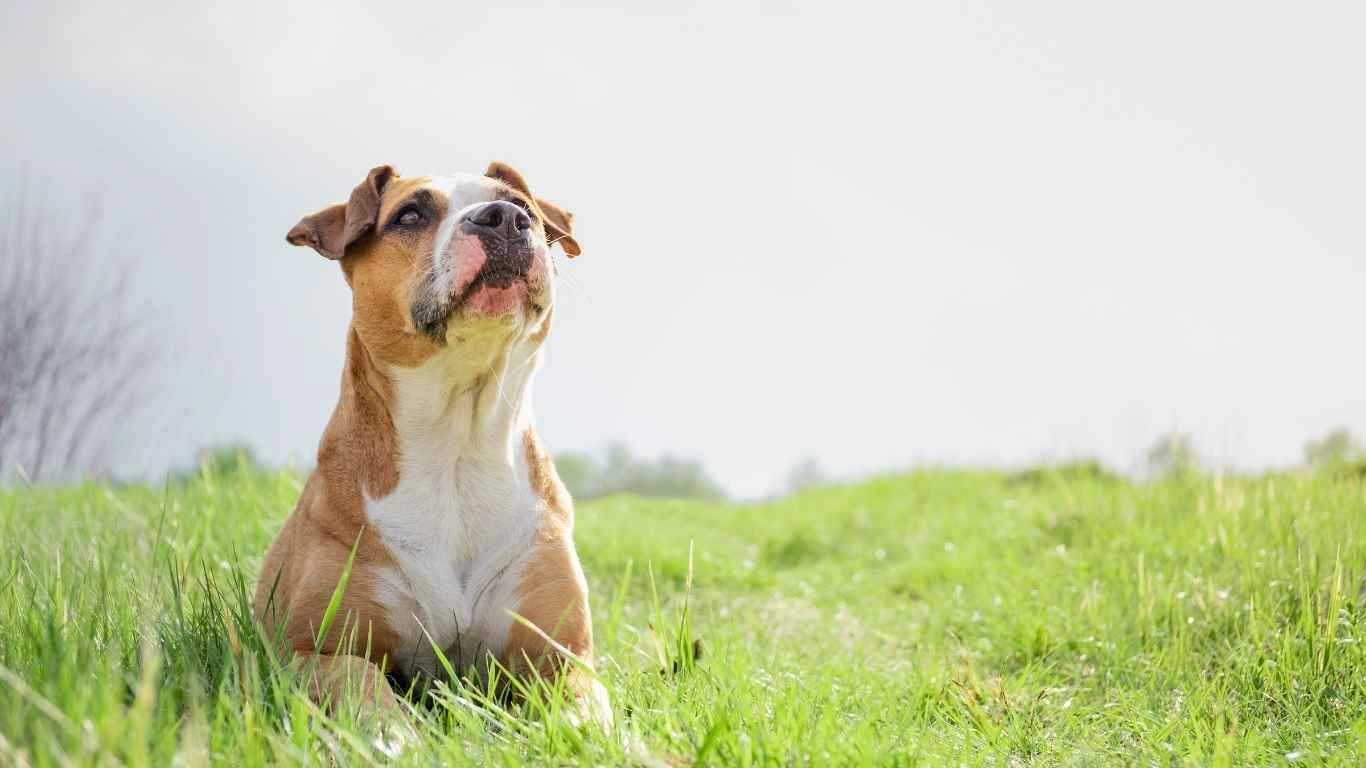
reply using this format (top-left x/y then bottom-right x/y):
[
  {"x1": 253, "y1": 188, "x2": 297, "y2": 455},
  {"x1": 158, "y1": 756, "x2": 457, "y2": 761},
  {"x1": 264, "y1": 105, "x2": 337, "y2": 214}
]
[{"x1": 364, "y1": 300, "x2": 549, "y2": 682}]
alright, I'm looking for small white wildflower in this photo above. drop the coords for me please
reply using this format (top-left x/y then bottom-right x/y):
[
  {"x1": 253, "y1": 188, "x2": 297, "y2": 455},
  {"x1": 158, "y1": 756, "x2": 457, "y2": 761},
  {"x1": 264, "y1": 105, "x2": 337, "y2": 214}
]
[
  {"x1": 372, "y1": 726, "x2": 410, "y2": 758},
  {"x1": 1054, "y1": 544, "x2": 1067, "y2": 556},
  {"x1": 1285, "y1": 751, "x2": 1303, "y2": 762},
  {"x1": 875, "y1": 549, "x2": 887, "y2": 561},
  {"x1": 944, "y1": 542, "x2": 956, "y2": 553}
]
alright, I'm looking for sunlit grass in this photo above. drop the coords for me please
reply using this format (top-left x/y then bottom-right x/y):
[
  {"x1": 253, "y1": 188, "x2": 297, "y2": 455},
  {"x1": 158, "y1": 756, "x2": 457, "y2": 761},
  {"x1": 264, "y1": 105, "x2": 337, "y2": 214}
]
[{"x1": 0, "y1": 466, "x2": 1362, "y2": 765}]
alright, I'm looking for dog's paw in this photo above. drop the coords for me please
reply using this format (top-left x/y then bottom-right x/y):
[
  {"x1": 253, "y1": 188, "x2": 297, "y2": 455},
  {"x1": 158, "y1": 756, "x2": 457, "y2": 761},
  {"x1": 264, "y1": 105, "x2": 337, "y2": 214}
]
[{"x1": 568, "y1": 679, "x2": 613, "y2": 733}]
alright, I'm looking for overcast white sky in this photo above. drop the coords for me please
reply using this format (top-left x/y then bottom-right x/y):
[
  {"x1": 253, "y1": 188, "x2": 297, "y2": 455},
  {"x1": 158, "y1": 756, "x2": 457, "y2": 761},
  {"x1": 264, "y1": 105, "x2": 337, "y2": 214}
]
[{"x1": 2, "y1": 0, "x2": 1363, "y2": 495}]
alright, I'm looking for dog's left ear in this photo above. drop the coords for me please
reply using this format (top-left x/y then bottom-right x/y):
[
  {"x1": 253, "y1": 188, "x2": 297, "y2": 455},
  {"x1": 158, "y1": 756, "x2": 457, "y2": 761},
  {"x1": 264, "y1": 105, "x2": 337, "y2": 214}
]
[
  {"x1": 286, "y1": 165, "x2": 397, "y2": 260},
  {"x1": 485, "y1": 161, "x2": 581, "y2": 257}
]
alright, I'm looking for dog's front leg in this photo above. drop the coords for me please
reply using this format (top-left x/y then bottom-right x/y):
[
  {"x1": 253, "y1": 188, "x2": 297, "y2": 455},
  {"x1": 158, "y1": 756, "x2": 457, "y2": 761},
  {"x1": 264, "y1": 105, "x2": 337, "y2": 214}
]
[
  {"x1": 292, "y1": 651, "x2": 399, "y2": 717},
  {"x1": 502, "y1": 536, "x2": 612, "y2": 729}
]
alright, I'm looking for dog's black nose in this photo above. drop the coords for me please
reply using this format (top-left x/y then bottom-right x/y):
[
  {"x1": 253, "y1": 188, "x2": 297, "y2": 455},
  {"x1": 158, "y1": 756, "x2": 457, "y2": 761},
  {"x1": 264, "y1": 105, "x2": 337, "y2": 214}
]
[{"x1": 465, "y1": 200, "x2": 532, "y2": 242}]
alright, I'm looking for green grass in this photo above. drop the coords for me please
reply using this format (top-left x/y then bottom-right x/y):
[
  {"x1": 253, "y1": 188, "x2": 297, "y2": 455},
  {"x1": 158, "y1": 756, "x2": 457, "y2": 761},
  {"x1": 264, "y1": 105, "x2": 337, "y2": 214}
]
[{"x1": 1, "y1": 466, "x2": 1363, "y2": 766}]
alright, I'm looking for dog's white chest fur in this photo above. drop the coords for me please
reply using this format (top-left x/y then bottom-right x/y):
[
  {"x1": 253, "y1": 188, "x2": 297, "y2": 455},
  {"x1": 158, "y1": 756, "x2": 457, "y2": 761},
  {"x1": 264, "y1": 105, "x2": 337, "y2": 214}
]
[{"x1": 364, "y1": 349, "x2": 544, "y2": 681}]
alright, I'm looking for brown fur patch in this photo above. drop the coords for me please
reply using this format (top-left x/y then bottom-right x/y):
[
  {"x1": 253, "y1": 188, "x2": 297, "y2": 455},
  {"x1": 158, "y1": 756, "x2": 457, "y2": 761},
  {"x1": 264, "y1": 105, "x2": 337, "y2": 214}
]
[
  {"x1": 502, "y1": 430, "x2": 594, "y2": 685},
  {"x1": 342, "y1": 176, "x2": 451, "y2": 368},
  {"x1": 254, "y1": 328, "x2": 403, "y2": 665}
]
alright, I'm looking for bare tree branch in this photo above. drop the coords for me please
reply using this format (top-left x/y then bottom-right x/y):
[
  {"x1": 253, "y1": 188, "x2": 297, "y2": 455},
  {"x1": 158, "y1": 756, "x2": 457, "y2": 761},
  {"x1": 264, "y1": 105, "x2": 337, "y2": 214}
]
[{"x1": 0, "y1": 188, "x2": 157, "y2": 483}]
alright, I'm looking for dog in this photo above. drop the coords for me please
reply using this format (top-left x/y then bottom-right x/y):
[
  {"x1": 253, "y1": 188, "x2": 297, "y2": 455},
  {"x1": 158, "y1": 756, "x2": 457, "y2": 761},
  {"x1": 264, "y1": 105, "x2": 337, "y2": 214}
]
[{"x1": 254, "y1": 162, "x2": 607, "y2": 723}]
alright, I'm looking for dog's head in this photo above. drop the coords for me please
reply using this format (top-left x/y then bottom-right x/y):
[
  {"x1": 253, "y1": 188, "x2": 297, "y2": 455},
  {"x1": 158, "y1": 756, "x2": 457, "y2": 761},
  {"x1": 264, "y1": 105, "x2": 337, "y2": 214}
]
[{"x1": 286, "y1": 162, "x2": 579, "y2": 368}]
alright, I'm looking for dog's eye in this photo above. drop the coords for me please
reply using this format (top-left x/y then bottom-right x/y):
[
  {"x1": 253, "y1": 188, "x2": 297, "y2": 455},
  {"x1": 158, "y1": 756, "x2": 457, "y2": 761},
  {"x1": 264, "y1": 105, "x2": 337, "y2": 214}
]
[{"x1": 392, "y1": 206, "x2": 425, "y2": 227}]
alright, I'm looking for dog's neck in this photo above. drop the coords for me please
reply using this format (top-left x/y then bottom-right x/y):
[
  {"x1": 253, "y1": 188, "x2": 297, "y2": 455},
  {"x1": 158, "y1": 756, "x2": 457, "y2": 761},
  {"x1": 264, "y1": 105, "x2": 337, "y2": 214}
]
[
  {"x1": 387, "y1": 327, "x2": 542, "y2": 474},
  {"x1": 320, "y1": 324, "x2": 542, "y2": 508}
]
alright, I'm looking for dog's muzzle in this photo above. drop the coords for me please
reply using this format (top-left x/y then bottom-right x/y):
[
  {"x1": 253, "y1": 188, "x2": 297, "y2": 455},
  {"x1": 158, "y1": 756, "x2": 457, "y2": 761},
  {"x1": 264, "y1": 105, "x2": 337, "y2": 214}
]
[{"x1": 410, "y1": 201, "x2": 544, "y2": 343}]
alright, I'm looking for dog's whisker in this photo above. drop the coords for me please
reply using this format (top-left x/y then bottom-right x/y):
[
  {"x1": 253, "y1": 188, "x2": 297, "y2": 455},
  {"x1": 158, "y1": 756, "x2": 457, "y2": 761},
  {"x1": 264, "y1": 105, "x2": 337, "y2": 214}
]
[{"x1": 552, "y1": 254, "x2": 591, "y2": 307}]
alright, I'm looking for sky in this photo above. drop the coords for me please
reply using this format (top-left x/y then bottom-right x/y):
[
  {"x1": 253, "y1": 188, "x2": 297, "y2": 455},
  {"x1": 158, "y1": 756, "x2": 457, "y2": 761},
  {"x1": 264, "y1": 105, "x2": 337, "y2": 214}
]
[{"x1": 1, "y1": 0, "x2": 1363, "y2": 496}]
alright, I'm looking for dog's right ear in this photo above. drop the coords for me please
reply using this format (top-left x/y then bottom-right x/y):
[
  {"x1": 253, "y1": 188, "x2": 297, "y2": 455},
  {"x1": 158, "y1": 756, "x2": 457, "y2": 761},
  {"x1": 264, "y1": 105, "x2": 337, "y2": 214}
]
[{"x1": 286, "y1": 165, "x2": 396, "y2": 259}]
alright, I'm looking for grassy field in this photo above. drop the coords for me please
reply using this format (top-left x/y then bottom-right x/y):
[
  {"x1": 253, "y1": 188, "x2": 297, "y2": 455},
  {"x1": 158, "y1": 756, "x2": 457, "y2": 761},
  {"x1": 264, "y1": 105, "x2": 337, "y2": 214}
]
[{"x1": 0, "y1": 465, "x2": 1363, "y2": 766}]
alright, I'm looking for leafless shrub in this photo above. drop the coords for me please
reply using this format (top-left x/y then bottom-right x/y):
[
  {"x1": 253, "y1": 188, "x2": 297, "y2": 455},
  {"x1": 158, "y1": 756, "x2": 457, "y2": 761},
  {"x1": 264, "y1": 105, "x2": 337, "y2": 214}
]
[{"x1": 0, "y1": 189, "x2": 156, "y2": 482}]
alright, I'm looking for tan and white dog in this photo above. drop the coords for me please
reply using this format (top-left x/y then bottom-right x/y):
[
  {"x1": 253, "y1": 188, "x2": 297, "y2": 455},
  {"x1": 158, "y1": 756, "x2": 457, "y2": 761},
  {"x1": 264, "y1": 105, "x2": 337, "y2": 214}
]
[{"x1": 255, "y1": 162, "x2": 606, "y2": 720}]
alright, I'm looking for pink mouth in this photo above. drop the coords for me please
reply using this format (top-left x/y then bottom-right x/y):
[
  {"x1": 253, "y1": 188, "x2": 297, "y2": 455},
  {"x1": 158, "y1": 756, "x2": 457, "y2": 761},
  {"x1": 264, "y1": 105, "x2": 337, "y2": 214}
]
[
  {"x1": 466, "y1": 282, "x2": 528, "y2": 314},
  {"x1": 445, "y1": 232, "x2": 546, "y2": 316},
  {"x1": 449, "y1": 233, "x2": 490, "y2": 299}
]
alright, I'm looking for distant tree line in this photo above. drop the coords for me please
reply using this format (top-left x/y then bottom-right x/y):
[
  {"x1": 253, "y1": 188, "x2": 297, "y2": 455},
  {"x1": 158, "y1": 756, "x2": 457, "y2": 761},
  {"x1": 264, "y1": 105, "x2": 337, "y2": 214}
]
[
  {"x1": 1141, "y1": 428, "x2": 1364, "y2": 480},
  {"x1": 177, "y1": 441, "x2": 731, "y2": 500},
  {"x1": 553, "y1": 442, "x2": 727, "y2": 501},
  {"x1": 156, "y1": 426, "x2": 1366, "y2": 499}
]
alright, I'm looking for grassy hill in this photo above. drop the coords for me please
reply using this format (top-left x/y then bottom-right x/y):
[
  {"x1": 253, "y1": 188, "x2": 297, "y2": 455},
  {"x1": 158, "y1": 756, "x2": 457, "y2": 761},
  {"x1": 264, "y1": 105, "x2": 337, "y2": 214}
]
[{"x1": 0, "y1": 467, "x2": 1362, "y2": 765}]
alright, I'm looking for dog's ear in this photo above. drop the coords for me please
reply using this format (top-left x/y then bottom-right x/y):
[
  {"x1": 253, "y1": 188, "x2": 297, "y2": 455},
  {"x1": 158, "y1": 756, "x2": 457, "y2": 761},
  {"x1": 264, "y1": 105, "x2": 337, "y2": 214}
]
[
  {"x1": 484, "y1": 161, "x2": 581, "y2": 257},
  {"x1": 286, "y1": 165, "x2": 397, "y2": 260},
  {"x1": 533, "y1": 196, "x2": 580, "y2": 257},
  {"x1": 484, "y1": 161, "x2": 533, "y2": 196}
]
